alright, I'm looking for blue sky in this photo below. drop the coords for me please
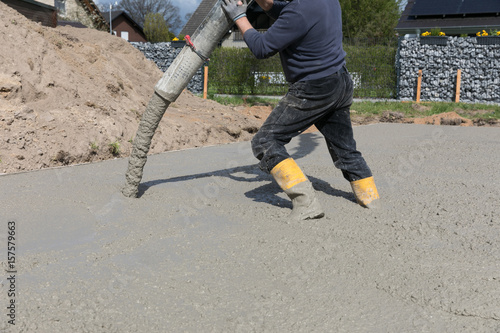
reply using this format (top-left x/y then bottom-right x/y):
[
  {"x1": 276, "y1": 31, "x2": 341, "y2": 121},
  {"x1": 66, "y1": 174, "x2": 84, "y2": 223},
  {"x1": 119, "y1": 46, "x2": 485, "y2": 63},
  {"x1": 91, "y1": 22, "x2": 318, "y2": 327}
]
[
  {"x1": 173, "y1": 0, "x2": 202, "y2": 20},
  {"x1": 94, "y1": 0, "x2": 202, "y2": 22},
  {"x1": 399, "y1": 0, "x2": 408, "y2": 11}
]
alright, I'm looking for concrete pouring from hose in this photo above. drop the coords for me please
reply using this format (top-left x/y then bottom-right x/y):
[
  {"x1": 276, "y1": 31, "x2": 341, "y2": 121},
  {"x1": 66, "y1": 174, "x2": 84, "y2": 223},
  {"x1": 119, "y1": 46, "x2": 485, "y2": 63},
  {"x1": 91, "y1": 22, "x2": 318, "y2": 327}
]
[{"x1": 122, "y1": 0, "x2": 254, "y2": 198}]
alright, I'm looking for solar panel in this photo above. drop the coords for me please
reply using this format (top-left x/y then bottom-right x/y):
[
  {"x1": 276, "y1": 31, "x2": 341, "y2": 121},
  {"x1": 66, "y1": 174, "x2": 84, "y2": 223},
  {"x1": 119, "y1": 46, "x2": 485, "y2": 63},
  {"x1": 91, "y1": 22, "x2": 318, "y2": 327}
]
[
  {"x1": 410, "y1": 0, "x2": 500, "y2": 16},
  {"x1": 460, "y1": 0, "x2": 500, "y2": 15},
  {"x1": 410, "y1": 0, "x2": 463, "y2": 16}
]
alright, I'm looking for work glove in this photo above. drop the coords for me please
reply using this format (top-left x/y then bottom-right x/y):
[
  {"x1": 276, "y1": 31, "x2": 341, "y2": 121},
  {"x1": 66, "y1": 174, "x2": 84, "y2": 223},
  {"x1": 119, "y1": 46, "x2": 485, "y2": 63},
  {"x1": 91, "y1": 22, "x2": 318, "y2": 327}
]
[{"x1": 222, "y1": 0, "x2": 249, "y2": 22}]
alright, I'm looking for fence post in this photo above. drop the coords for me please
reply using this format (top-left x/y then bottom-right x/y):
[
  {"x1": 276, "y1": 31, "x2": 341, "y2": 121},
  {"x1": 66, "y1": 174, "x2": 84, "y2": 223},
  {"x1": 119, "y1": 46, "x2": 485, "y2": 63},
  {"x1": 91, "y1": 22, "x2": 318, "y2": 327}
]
[
  {"x1": 455, "y1": 69, "x2": 462, "y2": 103},
  {"x1": 416, "y1": 70, "x2": 422, "y2": 103},
  {"x1": 203, "y1": 65, "x2": 208, "y2": 99},
  {"x1": 395, "y1": 36, "x2": 403, "y2": 100}
]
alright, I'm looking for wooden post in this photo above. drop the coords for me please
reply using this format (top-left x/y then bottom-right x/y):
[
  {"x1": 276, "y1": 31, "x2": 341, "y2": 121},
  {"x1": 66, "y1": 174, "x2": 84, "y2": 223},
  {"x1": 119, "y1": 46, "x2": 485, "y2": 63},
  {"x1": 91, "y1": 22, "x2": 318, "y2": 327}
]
[
  {"x1": 455, "y1": 69, "x2": 462, "y2": 103},
  {"x1": 416, "y1": 70, "x2": 422, "y2": 103},
  {"x1": 203, "y1": 65, "x2": 208, "y2": 99}
]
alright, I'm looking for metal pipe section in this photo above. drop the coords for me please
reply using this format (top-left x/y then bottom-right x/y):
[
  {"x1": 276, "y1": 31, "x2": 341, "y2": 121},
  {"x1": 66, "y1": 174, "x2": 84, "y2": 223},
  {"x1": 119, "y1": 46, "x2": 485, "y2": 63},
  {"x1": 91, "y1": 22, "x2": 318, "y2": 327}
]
[
  {"x1": 154, "y1": 1, "x2": 234, "y2": 102},
  {"x1": 122, "y1": 0, "x2": 234, "y2": 198}
]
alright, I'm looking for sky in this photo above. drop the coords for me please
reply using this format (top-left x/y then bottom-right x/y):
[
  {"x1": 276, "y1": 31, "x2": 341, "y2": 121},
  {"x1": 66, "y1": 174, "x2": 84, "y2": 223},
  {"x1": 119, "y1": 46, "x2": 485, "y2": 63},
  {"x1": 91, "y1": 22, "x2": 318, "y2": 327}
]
[
  {"x1": 94, "y1": 0, "x2": 202, "y2": 32},
  {"x1": 173, "y1": 0, "x2": 202, "y2": 20},
  {"x1": 399, "y1": 0, "x2": 408, "y2": 11}
]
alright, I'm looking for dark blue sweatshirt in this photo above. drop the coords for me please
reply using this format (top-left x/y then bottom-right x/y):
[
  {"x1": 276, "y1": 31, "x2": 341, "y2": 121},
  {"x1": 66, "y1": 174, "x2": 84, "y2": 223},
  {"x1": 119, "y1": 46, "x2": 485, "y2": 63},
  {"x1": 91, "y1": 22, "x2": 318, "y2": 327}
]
[{"x1": 244, "y1": 0, "x2": 346, "y2": 83}]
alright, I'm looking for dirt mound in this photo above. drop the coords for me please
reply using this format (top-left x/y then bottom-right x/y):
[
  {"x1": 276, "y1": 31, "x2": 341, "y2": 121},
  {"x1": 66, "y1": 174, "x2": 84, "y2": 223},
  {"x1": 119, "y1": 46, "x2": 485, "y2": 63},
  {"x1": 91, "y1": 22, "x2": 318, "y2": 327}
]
[
  {"x1": 409, "y1": 111, "x2": 474, "y2": 126},
  {"x1": 379, "y1": 111, "x2": 405, "y2": 123},
  {"x1": 0, "y1": 2, "x2": 269, "y2": 174},
  {"x1": 377, "y1": 109, "x2": 498, "y2": 127}
]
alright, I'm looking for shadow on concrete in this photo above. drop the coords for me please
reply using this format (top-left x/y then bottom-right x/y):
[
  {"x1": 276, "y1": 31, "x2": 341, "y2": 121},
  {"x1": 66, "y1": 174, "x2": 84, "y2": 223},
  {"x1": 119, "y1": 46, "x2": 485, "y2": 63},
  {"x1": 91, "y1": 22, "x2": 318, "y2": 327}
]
[
  {"x1": 139, "y1": 164, "x2": 353, "y2": 208},
  {"x1": 137, "y1": 164, "x2": 266, "y2": 198},
  {"x1": 243, "y1": 174, "x2": 354, "y2": 209},
  {"x1": 138, "y1": 132, "x2": 353, "y2": 206},
  {"x1": 290, "y1": 132, "x2": 324, "y2": 160}
]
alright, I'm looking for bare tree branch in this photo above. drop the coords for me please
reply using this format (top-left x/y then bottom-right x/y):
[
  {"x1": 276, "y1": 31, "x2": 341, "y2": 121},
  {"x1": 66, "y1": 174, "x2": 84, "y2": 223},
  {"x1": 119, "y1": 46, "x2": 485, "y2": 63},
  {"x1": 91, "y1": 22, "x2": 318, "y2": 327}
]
[{"x1": 119, "y1": 0, "x2": 182, "y2": 31}]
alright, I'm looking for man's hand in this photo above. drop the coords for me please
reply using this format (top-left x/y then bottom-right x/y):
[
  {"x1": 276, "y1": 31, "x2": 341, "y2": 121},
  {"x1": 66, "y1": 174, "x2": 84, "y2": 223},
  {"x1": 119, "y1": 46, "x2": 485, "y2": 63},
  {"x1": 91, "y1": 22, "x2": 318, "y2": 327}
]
[{"x1": 222, "y1": 0, "x2": 249, "y2": 22}]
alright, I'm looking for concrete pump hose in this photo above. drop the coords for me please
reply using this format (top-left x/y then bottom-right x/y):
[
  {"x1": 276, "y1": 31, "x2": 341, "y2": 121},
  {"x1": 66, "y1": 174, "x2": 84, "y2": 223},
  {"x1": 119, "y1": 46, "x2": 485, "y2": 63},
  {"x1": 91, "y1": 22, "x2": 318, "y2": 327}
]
[
  {"x1": 122, "y1": 0, "x2": 254, "y2": 198},
  {"x1": 122, "y1": 92, "x2": 170, "y2": 197}
]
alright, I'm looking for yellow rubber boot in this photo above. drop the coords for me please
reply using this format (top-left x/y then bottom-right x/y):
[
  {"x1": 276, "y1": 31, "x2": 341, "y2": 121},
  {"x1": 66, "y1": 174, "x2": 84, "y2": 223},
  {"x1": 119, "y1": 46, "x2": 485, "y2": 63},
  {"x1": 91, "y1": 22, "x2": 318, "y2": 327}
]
[
  {"x1": 350, "y1": 176, "x2": 380, "y2": 208},
  {"x1": 271, "y1": 158, "x2": 324, "y2": 220}
]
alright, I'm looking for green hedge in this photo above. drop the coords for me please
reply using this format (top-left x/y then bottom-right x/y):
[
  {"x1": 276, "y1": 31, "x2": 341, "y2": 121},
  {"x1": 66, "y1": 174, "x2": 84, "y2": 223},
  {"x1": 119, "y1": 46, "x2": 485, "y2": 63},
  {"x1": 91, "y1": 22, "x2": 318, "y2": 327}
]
[
  {"x1": 208, "y1": 39, "x2": 398, "y2": 98},
  {"x1": 344, "y1": 40, "x2": 398, "y2": 98},
  {"x1": 208, "y1": 47, "x2": 287, "y2": 95}
]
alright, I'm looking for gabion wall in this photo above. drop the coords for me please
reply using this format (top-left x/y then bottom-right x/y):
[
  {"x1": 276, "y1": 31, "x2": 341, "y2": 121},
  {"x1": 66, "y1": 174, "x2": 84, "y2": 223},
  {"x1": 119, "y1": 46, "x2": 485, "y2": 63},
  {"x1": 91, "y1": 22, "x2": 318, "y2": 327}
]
[
  {"x1": 398, "y1": 37, "x2": 500, "y2": 103},
  {"x1": 131, "y1": 42, "x2": 204, "y2": 95}
]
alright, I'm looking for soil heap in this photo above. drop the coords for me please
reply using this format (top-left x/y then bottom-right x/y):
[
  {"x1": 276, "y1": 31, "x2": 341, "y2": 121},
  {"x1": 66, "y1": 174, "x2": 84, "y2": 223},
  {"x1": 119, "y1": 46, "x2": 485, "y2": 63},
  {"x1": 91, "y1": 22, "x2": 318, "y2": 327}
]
[{"x1": 0, "y1": 2, "x2": 270, "y2": 174}]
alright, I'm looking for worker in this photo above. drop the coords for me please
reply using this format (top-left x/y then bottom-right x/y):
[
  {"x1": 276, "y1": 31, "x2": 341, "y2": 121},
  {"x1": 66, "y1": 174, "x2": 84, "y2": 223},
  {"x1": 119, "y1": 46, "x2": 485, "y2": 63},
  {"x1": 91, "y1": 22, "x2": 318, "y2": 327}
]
[{"x1": 221, "y1": 0, "x2": 380, "y2": 220}]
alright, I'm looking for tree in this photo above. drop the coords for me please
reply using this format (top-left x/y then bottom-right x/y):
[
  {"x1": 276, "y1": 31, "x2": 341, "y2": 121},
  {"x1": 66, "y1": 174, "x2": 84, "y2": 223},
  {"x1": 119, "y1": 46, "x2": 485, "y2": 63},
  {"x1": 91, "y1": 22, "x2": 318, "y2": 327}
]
[
  {"x1": 339, "y1": 0, "x2": 401, "y2": 39},
  {"x1": 120, "y1": 0, "x2": 182, "y2": 32},
  {"x1": 143, "y1": 12, "x2": 171, "y2": 42}
]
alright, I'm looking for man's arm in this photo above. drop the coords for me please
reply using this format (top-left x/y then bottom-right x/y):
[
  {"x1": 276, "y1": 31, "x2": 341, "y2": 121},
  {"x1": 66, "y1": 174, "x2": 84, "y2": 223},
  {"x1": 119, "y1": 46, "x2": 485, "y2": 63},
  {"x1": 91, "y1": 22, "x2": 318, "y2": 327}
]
[{"x1": 233, "y1": 16, "x2": 253, "y2": 36}]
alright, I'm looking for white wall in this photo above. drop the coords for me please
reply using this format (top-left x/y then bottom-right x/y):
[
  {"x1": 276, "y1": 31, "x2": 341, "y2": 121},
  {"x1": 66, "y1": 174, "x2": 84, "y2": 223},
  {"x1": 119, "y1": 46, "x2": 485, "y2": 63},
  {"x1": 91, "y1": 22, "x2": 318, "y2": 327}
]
[{"x1": 36, "y1": 0, "x2": 55, "y2": 7}]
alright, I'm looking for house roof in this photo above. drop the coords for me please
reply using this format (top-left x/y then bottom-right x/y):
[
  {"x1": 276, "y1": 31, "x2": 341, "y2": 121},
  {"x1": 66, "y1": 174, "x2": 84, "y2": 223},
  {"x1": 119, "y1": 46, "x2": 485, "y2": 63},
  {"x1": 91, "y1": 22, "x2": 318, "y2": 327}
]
[
  {"x1": 410, "y1": 0, "x2": 500, "y2": 16},
  {"x1": 179, "y1": 0, "x2": 218, "y2": 36},
  {"x1": 102, "y1": 10, "x2": 143, "y2": 30},
  {"x1": 396, "y1": 0, "x2": 500, "y2": 35},
  {"x1": 103, "y1": 10, "x2": 126, "y2": 23},
  {"x1": 179, "y1": 0, "x2": 270, "y2": 36},
  {"x1": 2, "y1": 0, "x2": 57, "y2": 27},
  {"x1": 13, "y1": 0, "x2": 56, "y2": 10},
  {"x1": 58, "y1": 20, "x2": 87, "y2": 28}
]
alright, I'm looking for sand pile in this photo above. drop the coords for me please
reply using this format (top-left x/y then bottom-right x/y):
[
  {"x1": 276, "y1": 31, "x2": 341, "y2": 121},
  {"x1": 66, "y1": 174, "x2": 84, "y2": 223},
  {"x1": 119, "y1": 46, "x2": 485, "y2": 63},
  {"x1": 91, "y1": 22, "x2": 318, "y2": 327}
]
[{"x1": 0, "y1": 2, "x2": 269, "y2": 174}]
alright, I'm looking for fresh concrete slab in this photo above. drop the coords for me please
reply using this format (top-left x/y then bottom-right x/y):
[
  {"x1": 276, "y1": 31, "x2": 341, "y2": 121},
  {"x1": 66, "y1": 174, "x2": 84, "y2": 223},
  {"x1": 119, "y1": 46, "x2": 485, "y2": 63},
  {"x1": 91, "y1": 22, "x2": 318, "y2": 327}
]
[{"x1": 1, "y1": 123, "x2": 499, "y2": 332}]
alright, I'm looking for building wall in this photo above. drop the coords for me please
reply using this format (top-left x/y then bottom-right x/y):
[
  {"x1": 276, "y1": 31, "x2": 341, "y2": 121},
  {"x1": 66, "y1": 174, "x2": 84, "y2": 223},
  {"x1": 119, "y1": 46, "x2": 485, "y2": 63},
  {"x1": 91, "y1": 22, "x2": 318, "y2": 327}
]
[
  {"x1": 220, "y1": 34, "x2": 247, "y2": 48},
  {"x1": 398, "y1": 36, "x2": 500, "y2": 103},
  {"x1": 59, "y1": 0, "x2": 103, "y2": 29},
  {"x1": 2, "y1": 0, "x2": 57, "y2": 27},
  {"x1": 63, "y1": 0, "x2": 93, "y2": 27},
  {"x1": 112, "y1": 15, "x2": 146, "y2": 43},
  {"x1": 221, "y1": 29, "x2": 265, "y2": 48},
  {"x1": 37, "y1": 0, "x2": 54, "y2": 6}
]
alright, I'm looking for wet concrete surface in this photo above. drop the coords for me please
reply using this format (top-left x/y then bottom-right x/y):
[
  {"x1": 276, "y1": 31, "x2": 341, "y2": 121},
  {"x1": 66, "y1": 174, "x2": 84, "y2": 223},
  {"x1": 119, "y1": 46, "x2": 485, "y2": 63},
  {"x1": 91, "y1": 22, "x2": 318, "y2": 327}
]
[{"x1": 1, "y1": 123, "x2": 499, "y2": 332}]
